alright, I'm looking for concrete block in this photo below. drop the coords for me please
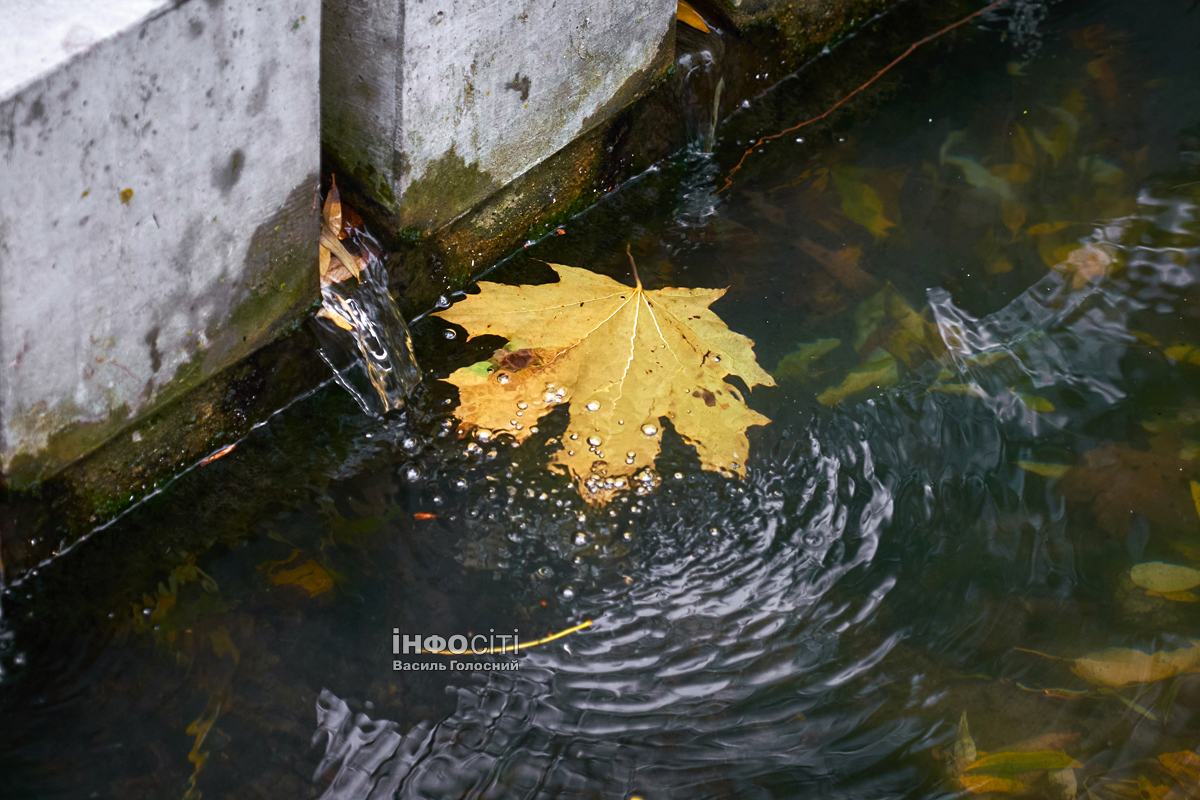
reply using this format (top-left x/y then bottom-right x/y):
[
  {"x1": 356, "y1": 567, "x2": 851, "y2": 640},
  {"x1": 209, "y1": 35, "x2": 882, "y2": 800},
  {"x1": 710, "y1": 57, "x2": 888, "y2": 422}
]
[
  {"x1": 322, "y1": 0, "x2": 676, "y2": 230},
  {"x1": 0, "y1": 0, "x2": 321, "y2": 486}
]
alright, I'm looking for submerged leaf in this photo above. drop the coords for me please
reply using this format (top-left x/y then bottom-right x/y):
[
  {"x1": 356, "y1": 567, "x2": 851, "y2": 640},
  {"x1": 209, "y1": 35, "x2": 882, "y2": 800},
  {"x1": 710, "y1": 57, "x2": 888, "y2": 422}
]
[
  {"x1": 1058, "y1": 437, "x2": 1200, "y2": 536},
  {"x1": 1070, "y1": 641, "x2": 1200, "y2": 688},
  {"x1": 435, "y1": 262, "x2": 775, "y2": 504},
  {"x1": 944, "y1": 155, "x2": 1015, "y2": 201},
  {"x1": 774, "y1": 338, "x2": 841, "y2": 383},
  {"x1": 797, "y1": 239, "x2": 879, "y2": 295},
  {"x1": 950, "y1": 711, "x2": 978, "y2": 767},
  {"x1": 965, "y1": 750, "x2": 1081, "y2": 775},
  {"x1": 832, "y1": 167, "x2": 896, "y2": 239},
  {"x1": 1130, "y1": 562, "x2": 1200, "y2": 593},
  {"x1": 1018, "y1": 461, "x2": 1072, "y2": 478},
  {"x1": 1158, "y1": 751, "x2": 1200, "y2": 793},
  {"x1": 817, "y1": 353, "x2": 898, "y2": 405},
  {"x1": 1013, "y1": 391, "x2": 1055, "y2": 412}
]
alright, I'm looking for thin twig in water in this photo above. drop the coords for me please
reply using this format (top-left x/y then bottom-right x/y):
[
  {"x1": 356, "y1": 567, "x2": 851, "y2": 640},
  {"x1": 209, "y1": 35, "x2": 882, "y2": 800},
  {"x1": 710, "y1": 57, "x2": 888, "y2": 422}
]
[{"x1": 719, "y1": 0, "x2": 1009, "y2": 193}]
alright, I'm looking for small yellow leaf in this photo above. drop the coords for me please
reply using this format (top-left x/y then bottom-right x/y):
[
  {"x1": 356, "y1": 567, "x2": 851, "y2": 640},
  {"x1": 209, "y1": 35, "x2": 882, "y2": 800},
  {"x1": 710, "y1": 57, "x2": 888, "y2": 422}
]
[
  {"x1": 1002, "y1": 202, "x2": 1027, "y2": 237},
  {"x1": 928, "y1": 383, "x2": 988, "y2": 398},
  {"x1": 1017, "y1": 461, "x2": 1072, "y2": 478},
  {"x1": 774, "y1": 338, "x2": 840, "y2": 383},
  {"x1": 323, "y1": 176, "x2": 342, "y2": 236},
  {"x1": 1012, "y1": 125, "x2": 1036, "y2": 168},
  {"x1": 1052, "y1": 244, "x2": 1114, "y2": 289},
  {"x1": 1027, "y1": 221, "x2": 1075, "y2": 236},
  {"x1": 1158, "y1": 750, "x2": 1200, "y2": 792},
  {"x1": 1070, "y1": 642, "x2": 1200, "y2": 688},
  {"x1": 317, "y1": 306, "x2": 355, "y2": 332},
  {"x1": 1146, "y1": 590, "x2": 1200, "y2": 603},
  {"x1": 1130, "y1": 562, "x2": 1200, "y2": 593},
  {"x1": 944, "y1": 155, "x2": 1015, "y2": 201},
  {"x1": 676, "y1": 0, "x2": 709, "y2": 32},
  {"x1": 817, "y1": 354, "x2": 898, "y2": 405},
  {"x1": 270, "y1": 558, "x2": 334, "y2": 596},
  {"x1": 964, "y1": 750, "x2": 1082, "y2": 775},
  {"x1": 1013, "y1": 391, "x2": 1055, "y2": 412},
  {"x1": 988, "y1": 255, "x2": 1015, "y2": 275},
  {"x1": 989, "y1": 163, "x2": 1032, "y2": 184},
  {"x1": 209, "y1": 626, "x2": 240, "y2": 665},
  {"x1": 1165, "y1": 345, "x2": 1200, "y2": 366},
  {"x1": 119, "y1": 187, "x2": 134, "y2": 205},
  {"x1": 833, "y1": 167, "x2": 896, "y2": 239},
  {"x1": 1131, "y1": 330, "x2": 1163, "y2": 347}
]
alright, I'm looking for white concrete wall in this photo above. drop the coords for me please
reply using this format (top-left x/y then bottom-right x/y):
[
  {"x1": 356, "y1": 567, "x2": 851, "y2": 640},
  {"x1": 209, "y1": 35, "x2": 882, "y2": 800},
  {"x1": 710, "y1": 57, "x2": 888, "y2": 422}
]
[
  {"x1": 0, "y1": 0, "x2": 321, "y2": 482},
  {"x1": 323, "y1": 0, "x2": 676, "y2": 228}
]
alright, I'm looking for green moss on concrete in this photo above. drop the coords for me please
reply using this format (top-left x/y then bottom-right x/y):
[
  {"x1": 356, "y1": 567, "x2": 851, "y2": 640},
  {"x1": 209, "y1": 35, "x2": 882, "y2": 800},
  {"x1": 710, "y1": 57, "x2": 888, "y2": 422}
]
[{"x1": 398, "y1": 144, "x2": 498, "y2": 229}]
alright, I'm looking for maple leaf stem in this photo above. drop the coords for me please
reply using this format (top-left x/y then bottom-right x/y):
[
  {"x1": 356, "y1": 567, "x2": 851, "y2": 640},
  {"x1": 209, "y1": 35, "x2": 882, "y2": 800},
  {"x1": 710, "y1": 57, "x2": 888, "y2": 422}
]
[{"x1": 626, "y1": 245, "x2": 642, "y2": 290}]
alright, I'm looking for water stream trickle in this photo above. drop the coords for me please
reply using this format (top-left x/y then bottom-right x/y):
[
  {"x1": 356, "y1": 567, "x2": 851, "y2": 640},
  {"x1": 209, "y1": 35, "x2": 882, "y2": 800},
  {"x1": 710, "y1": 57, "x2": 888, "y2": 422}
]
[{"x1": 312, "y1": 226, "x2": 422, "y2": 416}]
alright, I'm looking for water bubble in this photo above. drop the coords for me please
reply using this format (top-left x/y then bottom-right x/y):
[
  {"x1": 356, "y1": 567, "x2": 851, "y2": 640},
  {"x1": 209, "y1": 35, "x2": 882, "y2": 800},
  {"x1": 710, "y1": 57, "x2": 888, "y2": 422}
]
[
  {"x1": 623, "y1": 530, "x2": 633, "y2": 541},
  {"x1": 569, "y1": 433, "x2": 578, "y2": 440},
  {"x1": 465, "y1": 442, "x2": 483, "y2": 456},
  {"x1": 561, "y1": 587, "x2": 575, "y2": 599},
  {"x1": 432, "y1": 494, "x2": 446, "y2": 506},
  {"x1": 517, "y1": 401, "x2": 528, "y2": 409},
  {"x1": 443, "y1": 328, "x2": 457, "y2": 339},
  {"x1": 496, "y1": 373, "x2": 510, "y2": 384},
  {"x1": 674, "y1": 472, "x2": 683, "y2": 480},
  {"x1": 436, "y1": 294, "x2": 451, "y2": 309},
  {"x1": 585, "y1": 400, "x2": 600, "y2": 411},
  {"x1": 641, "y1": 424, "x2": 657, "y2": 436},
  {"x1": 556, "y1": 387, "x2": 566, "y2": 397},
  {"x1": 453, "y1": 477, "x2": 469, "y2": 491},
  {"x1": 544, "y1": 392, "x2": 557, "y2": 403},
  {"x1": 713, "y1": 355, "x2": 721, "y2": 362},
  {"x1": 476, "y1": 429, "x2": 492, "y2": 442},
  {"x1": 573, "y1": 533, "x2": 588, "y2": 546},
  {"x1": 537, "y1": 566, "x2": 554, "y2": 578},
  {"x1": 803, "y1": 531, "x2": 823, "y2": 546},
  {"x1": 587, "y1": 436, "x2": 601, "y2": 447},
  {"x1": 402, "y1": 436, "x2": 420, "y2": 453}
]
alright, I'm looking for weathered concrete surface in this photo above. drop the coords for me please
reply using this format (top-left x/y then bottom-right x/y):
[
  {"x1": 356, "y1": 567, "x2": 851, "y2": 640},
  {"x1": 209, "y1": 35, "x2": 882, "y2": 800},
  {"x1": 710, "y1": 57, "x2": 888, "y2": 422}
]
[
  {"x1": 366, "y1": 0, "x2": 905, "y2": 316},
  {"x1": 0, "y1": 0, "x2": 321, "y2": 487},
  {"x1": 322, "y1": 0, "x2": 677, "y2": 230}
]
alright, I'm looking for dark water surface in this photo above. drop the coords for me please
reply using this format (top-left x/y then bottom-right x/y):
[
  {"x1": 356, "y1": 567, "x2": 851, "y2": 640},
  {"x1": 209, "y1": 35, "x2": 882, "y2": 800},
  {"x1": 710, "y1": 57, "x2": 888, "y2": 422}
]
[{"x1": 4, "y1": 0, "x2": 1200, "y2": 797}]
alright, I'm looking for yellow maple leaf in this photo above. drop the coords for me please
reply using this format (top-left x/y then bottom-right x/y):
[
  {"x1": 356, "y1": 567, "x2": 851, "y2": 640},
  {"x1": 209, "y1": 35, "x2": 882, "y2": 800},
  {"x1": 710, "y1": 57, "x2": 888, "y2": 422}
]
[{"x1": 434, "y1": 261, "x2": 776, "y2": 504}]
